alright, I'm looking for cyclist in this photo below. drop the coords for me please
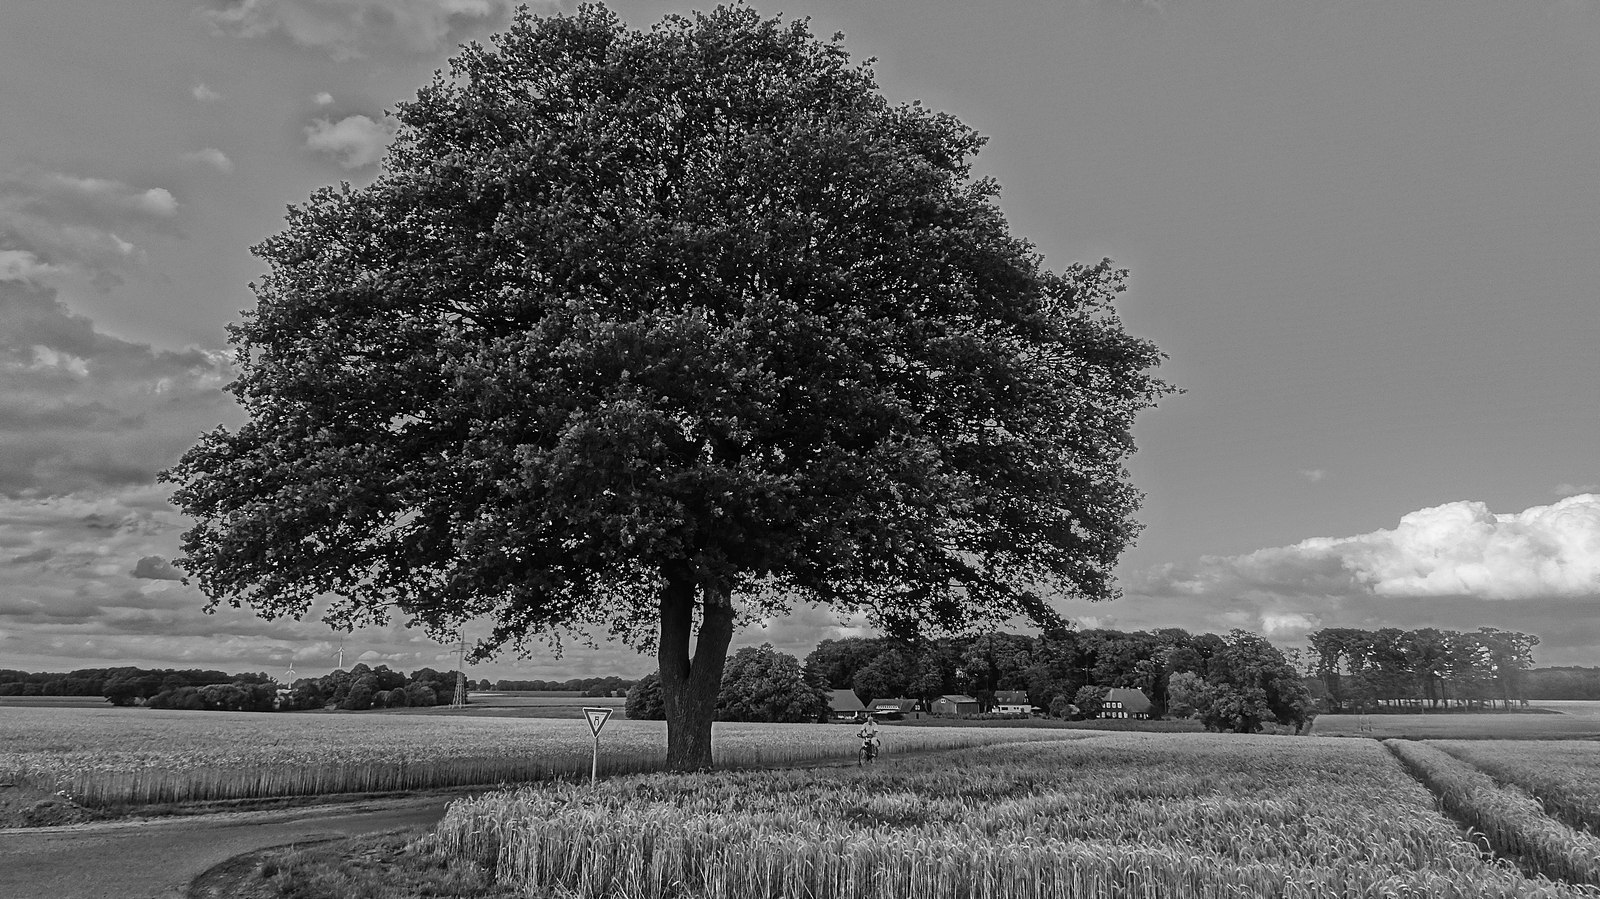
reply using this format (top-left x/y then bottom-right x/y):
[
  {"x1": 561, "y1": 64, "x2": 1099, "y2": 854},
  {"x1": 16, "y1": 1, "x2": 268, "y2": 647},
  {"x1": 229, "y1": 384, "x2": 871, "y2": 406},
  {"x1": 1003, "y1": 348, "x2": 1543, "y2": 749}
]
[{"x1": 857, "y1": 713, "x2": 881, "y2": 763}]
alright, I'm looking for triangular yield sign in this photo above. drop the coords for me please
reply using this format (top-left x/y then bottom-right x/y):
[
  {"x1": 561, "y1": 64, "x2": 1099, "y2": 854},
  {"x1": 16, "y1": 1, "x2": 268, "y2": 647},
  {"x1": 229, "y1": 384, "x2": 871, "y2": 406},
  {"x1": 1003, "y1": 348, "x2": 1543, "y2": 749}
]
[{"x1": 584, "y1": 706, "x2": 612, "y2": 736}]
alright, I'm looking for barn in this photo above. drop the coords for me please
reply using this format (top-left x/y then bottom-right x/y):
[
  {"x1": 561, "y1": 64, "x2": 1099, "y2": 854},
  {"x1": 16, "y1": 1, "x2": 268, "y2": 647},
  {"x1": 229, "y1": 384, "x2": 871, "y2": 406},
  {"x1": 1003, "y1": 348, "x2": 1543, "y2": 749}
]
[{"x1": 930, "y1": 694, "x2": 980, "y2": 717}]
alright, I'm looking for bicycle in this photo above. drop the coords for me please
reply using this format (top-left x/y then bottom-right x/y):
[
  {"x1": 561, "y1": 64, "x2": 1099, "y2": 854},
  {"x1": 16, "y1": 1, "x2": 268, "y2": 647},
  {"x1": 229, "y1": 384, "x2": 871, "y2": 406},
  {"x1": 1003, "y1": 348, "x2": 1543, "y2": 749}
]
[{"x1": 858, "y1": 739, "x2": 879, "y2": 765}]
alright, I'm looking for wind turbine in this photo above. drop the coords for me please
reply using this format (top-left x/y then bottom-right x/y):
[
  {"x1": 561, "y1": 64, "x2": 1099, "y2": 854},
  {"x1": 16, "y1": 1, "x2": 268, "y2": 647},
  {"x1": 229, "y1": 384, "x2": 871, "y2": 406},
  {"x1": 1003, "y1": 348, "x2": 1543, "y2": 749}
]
[{"x1": 335, "y1": 641, "x2": 346, "y2": 671}]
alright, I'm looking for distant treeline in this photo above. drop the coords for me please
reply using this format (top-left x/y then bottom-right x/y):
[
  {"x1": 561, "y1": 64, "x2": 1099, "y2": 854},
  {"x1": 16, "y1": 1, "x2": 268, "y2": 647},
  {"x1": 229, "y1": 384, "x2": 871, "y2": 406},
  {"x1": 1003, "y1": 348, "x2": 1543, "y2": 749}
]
[
  {"x1": 0, "y1": 664, "x2": 456, "y2": 711},
  {"x1": 486, "y1": 675, "x2": 639, "y2": 695},
  {"x1": 0, "y1": 666, "x2": 640, "y2": 708},
  {"x1": 1306, "y1": 627, "x2": 1544, "y2": 712},
  {"x1": 0, "y1": 667, "x2": 280, "y2": 709},
  {"x1": 1522, "y1": 667, "x2": 1600, "y2": 700}
]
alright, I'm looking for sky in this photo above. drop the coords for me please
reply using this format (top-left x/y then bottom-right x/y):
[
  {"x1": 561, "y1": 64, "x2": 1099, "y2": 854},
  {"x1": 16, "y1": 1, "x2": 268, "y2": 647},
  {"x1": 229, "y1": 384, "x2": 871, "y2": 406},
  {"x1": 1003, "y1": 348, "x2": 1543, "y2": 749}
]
[{"x1": 2, "y1": 0, "x2": 1597, "y2": 681}]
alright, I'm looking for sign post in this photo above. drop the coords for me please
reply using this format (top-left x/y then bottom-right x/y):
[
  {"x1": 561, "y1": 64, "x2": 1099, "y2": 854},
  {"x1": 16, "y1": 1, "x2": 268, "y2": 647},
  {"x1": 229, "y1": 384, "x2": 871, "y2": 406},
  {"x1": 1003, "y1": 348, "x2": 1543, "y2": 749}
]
[{"x1": 583, "y1": 707, "x2": 613, "y2": 785}]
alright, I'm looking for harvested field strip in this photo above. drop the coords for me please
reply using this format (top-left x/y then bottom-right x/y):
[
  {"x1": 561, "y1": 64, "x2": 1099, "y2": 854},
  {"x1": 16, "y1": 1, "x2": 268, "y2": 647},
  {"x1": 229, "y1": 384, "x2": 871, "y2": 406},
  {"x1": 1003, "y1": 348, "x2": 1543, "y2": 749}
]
[
  {"x1": 434, "y1": 733, "x2": 1598, "y2": 898},
  {"x1": 1429, "y1": 741, "x2": 1600, "y2": 837},
  {"x1": 1385, "y1": 739, "x2": 1600, "y2": 887},
  {"x1": 0, "y1": 708, "x2": 1088, "y2": 808}
]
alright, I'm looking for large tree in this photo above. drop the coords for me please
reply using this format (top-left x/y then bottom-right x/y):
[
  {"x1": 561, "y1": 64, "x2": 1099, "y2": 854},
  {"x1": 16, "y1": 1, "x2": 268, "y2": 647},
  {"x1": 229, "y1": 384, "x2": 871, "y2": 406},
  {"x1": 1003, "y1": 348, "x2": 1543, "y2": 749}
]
[{"x1": 163, "y1": 4, "x2": 1170, "y2": 770}]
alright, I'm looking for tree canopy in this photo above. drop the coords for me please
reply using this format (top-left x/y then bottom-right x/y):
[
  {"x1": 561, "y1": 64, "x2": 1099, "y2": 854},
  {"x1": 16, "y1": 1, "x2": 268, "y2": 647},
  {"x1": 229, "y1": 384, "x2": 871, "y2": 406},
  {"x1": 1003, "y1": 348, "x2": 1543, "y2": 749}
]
[
  {"x1": 716, "y1": 643, "x2": 828, "y2": 722},
  {"x1": 1193, "y1": 630, "x2": 1312, "y2": 734},
  {"x1": 163, "y1": 3, "x2": 1170, "y2": 769}
]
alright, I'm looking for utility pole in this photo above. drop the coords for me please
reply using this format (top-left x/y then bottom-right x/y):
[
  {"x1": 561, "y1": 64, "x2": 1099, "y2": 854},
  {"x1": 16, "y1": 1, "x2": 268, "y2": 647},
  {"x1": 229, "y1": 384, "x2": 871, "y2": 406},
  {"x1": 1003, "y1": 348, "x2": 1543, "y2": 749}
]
[{"x1": 452, "y1": 634, "x2": 468, "y2": 708}]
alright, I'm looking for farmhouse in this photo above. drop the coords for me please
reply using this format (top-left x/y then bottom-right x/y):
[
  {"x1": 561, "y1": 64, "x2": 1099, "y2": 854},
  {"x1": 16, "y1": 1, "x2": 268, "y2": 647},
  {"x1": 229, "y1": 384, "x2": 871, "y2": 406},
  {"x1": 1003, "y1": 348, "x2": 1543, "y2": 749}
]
[
  {"x1": 930, "y1": 694, "x2": 980, "y2": 717},
  {"x1": 993, "y1": 691, "x2": 1031, "y2": 715},
  {"x1": 1099, "y1": 687, "x2": 1152, "y2": 719},
  {"x1": 827, "y1": 689, "x2": 867, "y2": 722}
]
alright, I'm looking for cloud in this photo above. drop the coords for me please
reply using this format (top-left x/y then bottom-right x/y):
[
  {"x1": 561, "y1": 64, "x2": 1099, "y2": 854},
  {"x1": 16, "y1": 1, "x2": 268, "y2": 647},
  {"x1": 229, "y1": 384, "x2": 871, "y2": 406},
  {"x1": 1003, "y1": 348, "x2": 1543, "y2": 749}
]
[
  {"x1": 0, "y1": 250, "x2": 64, "y2": 284},
  {"x1": 131, "y1": 555, "x2": 184, "y2": 580},
  {"x1": 192, "y1": 83, "x2": 223, "y2": 102},
  {"x1": 313, "y1": 91, "x2": 334, "y2": 106},
  {"x1": 0, "y1": 479, "x2": 633, "y2": 678},
  {"x1": 1074, "y1": 615, "x2": 1120, "y2": 630},
  {"x1": 196, "y1": 0, "x2": 543, "y2": 60},
  {"x1": 181, "y1": 148, "x2": 234, "y2": 173},
  {"x1": 1103, "y1": 495, "x2": 1600, "y2": 660},
  {"x1": 0, "y1": 167, "x2": 181, "y2": 287},
  {"x1": 0, "y1": 290, "x2": 650, "y2": 680},
  {"x1": 1555, "y1": 483, "x2": 1599, "y2": 497},
  {"x1": 304, "y1": 114, "x2": 394, "y2": 169},
  {"x1": 1298, "y1": 468, "x2": 1327, "y2": 483},
  {"x1": 1141, "y1": 496, "x2": 1600, "y2": 602},
  {"x1": 0, "y1": 281, "x2": 239, "y2": 496},
  {"x1": 35, "y1": 174, "x2": 179, "y2": 219}
]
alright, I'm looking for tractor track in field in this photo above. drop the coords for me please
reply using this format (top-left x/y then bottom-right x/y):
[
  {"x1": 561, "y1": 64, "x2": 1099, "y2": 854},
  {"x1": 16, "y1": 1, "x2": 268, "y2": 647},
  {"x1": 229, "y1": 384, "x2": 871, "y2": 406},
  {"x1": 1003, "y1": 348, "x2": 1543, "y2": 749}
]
[
  {"x1": 1384, "y1": 739, "x2": 1512, "y2": 866},
  {"x1": 1383, "y1": 738, "x2": 1600, "y2": 890}
]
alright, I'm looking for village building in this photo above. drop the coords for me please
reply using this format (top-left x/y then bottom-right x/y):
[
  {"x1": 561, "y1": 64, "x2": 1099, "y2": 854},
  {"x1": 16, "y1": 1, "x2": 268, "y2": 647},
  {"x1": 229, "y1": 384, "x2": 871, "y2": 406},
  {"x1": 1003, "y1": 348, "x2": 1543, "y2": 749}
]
[
  {"x1": 827, "y1": 688, "x2": 867, "y2": 722},
  {"x1": 930, "y1": 694, "x2": 981, "y2": 717},
  {"x1": 1099, "y1": 687, "x2": 1152, "y2": 720},
  {"x1": 993, "y1": 690, "x2": 1031, "y2": 715},
  {"x1": 870, "y1": 697, "x2": 922, "y2": 719}
]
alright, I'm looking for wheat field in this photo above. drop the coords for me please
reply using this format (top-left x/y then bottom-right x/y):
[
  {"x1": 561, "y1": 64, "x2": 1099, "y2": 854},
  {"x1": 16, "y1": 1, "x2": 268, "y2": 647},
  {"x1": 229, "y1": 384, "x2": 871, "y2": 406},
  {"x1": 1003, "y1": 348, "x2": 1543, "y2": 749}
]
[
  {"x1": 433, "y1": 732, "x2": 1600, "y2": 899},
  {"x1": 0, "y1": 706, "x2": 1085, "y2": 806}
]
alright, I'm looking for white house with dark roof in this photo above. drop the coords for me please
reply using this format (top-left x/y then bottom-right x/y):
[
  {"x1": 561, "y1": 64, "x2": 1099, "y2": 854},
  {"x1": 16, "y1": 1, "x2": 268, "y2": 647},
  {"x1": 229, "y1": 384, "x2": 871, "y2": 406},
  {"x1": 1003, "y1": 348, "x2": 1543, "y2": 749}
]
[{"x1": 993, "y1": 690, "x2": 1031, "y2": 715}]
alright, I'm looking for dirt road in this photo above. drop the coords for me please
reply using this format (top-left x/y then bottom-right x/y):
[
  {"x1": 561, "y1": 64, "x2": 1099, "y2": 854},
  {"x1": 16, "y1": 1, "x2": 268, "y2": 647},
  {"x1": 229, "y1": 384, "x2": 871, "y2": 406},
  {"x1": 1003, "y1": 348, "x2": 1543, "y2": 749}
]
[{"x1": 0, "y1": 796, "x2": 452, "y2": 899}]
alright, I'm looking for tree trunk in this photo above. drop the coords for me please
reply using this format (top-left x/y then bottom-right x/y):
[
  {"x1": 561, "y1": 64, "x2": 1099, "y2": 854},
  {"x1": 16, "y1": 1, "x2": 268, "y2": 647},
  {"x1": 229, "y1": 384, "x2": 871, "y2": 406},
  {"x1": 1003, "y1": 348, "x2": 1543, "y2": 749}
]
[{"x1": 657, "y1": 571, "x2": 735, "y2": 771}]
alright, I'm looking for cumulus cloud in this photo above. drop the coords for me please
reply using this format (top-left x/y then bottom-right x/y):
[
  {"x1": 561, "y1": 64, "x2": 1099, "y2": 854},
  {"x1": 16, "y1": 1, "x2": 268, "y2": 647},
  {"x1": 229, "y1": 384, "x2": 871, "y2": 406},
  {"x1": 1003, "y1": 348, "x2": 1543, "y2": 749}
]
[
  {"x1": 313, "y1": 91, "x2": 334, "y2": 106},
  {"x1": 1142, "y1": 496, "x2": 1600, "y2": 602},
  {"x1": 1555, "y1": 483, "x2": 1599, "y2": 497},
  {"x1": 181, "y1": 148, "x2": 234, "y2": 173},
  {"x1": 1106, "y1": 495, "x2": 1600, "y2": 660},
  {"x1": 1298, "y1": 468, "x2": 1327, "y2": 483},
  {"x1": 192, "y1": 83, "x2": 223, "y2": 102},
  {"x1": 304, "y1": 114, "x2": 394, "y2": 169},
  {"x1": 0, "y1": 167, "x2": 181, "y2": 287},
  {"x1": 196, "y1": 0, "x2": 547, "y2": 60}
]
